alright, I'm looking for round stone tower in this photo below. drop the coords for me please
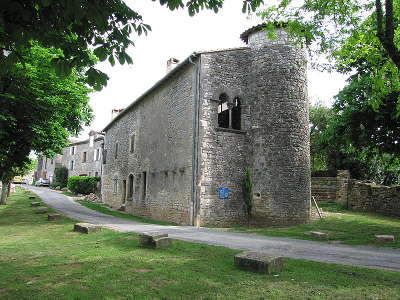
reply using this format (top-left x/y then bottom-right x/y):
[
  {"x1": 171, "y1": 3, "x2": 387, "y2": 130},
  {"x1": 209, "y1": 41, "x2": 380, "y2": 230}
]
[{"x1": 241, "y1": 24, "x2": 311, "y2": 225}]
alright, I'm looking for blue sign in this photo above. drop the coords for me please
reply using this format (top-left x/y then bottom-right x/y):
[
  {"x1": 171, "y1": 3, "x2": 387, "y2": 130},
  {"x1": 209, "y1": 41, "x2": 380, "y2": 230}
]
[{"x1": 217, "y1": 187, "x2": 230, "y2": 199}]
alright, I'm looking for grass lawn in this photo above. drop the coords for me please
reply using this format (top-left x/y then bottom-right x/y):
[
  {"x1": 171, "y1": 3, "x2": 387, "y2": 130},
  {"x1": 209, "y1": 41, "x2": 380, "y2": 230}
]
[
  {"x1": 77, "y1": 200, "x2": 176, "y2": 226},
  {"x1": 230, "y1": 202, "x2": 400, "y2": 248},
  {"x1": 1, "y1": 189, "x2": 400, "y2": 300},
  {"x1": 61, "y1": 191, "x2": 76, "y2": 197}
]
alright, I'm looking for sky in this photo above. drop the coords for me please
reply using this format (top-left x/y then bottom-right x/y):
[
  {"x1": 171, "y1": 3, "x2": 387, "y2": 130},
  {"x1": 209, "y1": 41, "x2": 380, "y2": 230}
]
[{"x1": 80, "y1": 0, "x2": 347, "y2": 138}]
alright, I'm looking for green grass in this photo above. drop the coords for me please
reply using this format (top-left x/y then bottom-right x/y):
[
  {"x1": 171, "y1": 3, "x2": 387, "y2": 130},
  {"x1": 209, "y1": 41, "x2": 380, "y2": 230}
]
[
  {"x1": 231, "y1": 203, "x2": 400, "y2": 247},
  {"x1": 77, "y1": 200, "x2": 176, "y2": 226},
  {"x1": 1, "y1": 189, "x2": 400, "y2": 299},
  {"x1": 62, "y1": 191, "x2": 77, "y2": 197}
]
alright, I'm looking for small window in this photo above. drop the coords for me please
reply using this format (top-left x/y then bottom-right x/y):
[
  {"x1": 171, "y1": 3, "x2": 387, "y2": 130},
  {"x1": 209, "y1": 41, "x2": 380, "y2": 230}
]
[
  {"x1": 70, "y1": 146, "x2": 75, "y2": 155},
  {"x1": 70, "y1": 161, "x2": 74, "y2": 171},
  {"x1": 51, "y1": 159, "x2": 54, "y2": 165},
  {"x1": 82, "y1": 152, "x2": 87, "y2": 163},
  {"x1": 113, "y1": 179, "x2": 118, "y2": 194},
  {"x1": 128, "y1": 174, "x2": 134, "y2": 199},
  {"x1": 218, "y1": 93, "x2": 229, "y2": 128},
  {"x1": 130, "y1": 134, "x2": 135, "y2": 153},
  {"x1": 95, "y1": 148, "x2": 100, "y2": 161},
  {"x1": 114, "y1": 142, "x2": 118, "y2": 159},
  {"x1": 142, "y1": 171, "x2": 147, "y2": 200},
  {"x1": 232, "y1": 97, "x2": 241, "y2": 130},
  {"x1": 103, "y1": 149, "x2": 107, "y2": 164},
  {"x1": 88, "y1": 172, "x2": 91, "y2": 177},
  {"x1": 95, "y1": 171, "x2": 99, "y2": 177}
]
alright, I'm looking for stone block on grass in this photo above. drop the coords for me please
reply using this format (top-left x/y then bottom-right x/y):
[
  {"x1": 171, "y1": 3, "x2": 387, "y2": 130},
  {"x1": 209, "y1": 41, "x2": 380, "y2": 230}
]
[
  {"x1": 47, "y1": 214, "x2": 61, "y2": 221},
  {"x1": 30, "y1": 202, "x2": 40, "y2": 207},
  {"x1": 310, "y1": 231, "x2": 328, "y2": 239},
  {"x1": 375, "y1": 235, "x2": 395, "y2": 243},
  {"x1": 139, "y1": 232, "x2": 170, "y2": 249},
  {"x1": 35, "y1": 207, "x2": 48, "y2": 214},
  {"x1": 234, "y1": 251, "x2": 284, "y2": 274},
  {"x1": 74, "y1": 223, "x2": 102, "y2": 234}
]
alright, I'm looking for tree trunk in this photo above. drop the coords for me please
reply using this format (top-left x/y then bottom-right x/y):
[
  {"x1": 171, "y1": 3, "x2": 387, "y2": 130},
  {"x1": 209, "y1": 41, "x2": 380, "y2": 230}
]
[
  {"x1": 0, "y1": 180, "x2": 9, "y2": 205},
  {"x1": 7, "y1": 182, "x2": 11, "y2": 197}
]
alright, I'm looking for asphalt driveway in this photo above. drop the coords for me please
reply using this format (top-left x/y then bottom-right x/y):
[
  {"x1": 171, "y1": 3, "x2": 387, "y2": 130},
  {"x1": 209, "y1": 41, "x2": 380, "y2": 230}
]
[{"x1": 24, "y1": 185, "x2": 400, "y2": 272}]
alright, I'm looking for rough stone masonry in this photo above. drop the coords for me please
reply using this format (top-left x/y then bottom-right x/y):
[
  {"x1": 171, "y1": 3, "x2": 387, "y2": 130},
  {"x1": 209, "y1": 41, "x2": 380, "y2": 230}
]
[{"x1": 101, "y1": 24, "x2": 311, "y2": 227}]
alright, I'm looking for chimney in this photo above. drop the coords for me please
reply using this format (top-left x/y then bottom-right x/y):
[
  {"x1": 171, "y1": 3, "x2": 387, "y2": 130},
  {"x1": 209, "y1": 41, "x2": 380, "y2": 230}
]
[
  {"x1": 111, "y1": 108, "x2": 124, "y2": 120},
  {"x1": 166, "y1": 57, "x2": 180, "y2": 73}
]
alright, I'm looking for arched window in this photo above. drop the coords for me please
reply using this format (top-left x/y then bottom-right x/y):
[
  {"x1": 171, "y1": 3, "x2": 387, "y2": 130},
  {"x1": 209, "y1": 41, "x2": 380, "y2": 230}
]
[
  {"x1": 128, "y1": 174, "x2": 134, "y2": 200},
  {"x1": 218, "y1": 93, "x2": 229, "y2": 128},
  {"x1": 231, "y1": 97, "x2": 241, "y2": 130}
]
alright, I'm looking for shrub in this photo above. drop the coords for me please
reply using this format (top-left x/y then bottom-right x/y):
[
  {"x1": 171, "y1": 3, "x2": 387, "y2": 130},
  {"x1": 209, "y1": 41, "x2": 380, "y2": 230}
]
[
  {"x1": 67, "y1": 176, "x2": 100, "y2": 195},
  {"x1": 54, "y1": 166, "x2": 69, "y2": 188},
  {"x1": 242, "y1": 168, "x2": 253, "y2": 226}
]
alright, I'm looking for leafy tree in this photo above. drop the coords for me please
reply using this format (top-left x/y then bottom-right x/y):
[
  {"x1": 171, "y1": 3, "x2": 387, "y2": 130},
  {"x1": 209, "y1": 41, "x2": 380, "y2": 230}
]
[
  {"x1": 309, "y1": 102, "x2": 334, "y2": 171},
  {"x1": 259, "y1": 0, "x2": 400, "y2": 111},
  {"x1": 54, "y1": 166, "x2": 69, "y2": 188},
  {"x1": 1, "y1": 0, "x2": 264, "y2": 90},
  {"x1": 0, "y1": 159, "x2": 36, "y2": 204},
  {"x1": 0, "y1": 44, "x2": 93, "y2": 203}
]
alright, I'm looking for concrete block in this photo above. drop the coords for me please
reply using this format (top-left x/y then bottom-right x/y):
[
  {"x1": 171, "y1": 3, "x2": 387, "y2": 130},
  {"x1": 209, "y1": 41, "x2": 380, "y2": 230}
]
[
  {"x1": 139, "y1": 232, "x2": 169, "y2": 248},
  {"x1": 30, "y1": 202, "x2": 41, "y2": 207},
  {"x1": 310, "y1": 231, "x2": 328, "y2": 239},
  {"x1": 35, "y1": 207, "x2": 48, "y2": 214},
  {"x1": 375, "y1": 235, "x2": 395, "y2": 243},
  {"x1": 74, "y1": 223, "x2": 102, "y2": 234},
  {"x1": 47, "y1": 214, "x2": 61, "y2": 221},
  {"x1": 234, "y1": 251, "x2": 283, "y2": 274}
]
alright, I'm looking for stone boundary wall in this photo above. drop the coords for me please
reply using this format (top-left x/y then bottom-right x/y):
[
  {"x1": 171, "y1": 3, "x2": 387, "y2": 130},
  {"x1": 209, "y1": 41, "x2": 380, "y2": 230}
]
[
  {"x1": 311, "y1": 170, "x2": 350, "y2": 204},
  {"x1": 348, "y1": 182, "x2": 400, "y2": 218}
]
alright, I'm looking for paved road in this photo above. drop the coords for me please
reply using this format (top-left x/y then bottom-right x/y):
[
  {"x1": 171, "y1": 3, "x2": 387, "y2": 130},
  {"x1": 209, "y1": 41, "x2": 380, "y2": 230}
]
[{"x1": 24, "y1": 185, "x2": 400, "y2": 272}]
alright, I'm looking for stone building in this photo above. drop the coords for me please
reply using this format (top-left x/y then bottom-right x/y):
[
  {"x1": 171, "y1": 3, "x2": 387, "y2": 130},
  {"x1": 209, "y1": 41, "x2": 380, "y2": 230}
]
[
  {"x1": 35, "y1": 154, "x2": 62, "y2": 183},
  {"x1": 35, "y1": 131, "x2": 104, "y2": 182},
  {"x1": 101, "y1": 24, "x2": 311, "y2": 227},
  {"x1": 61, "y1": 130, "x2": 104, "y2": 177}
]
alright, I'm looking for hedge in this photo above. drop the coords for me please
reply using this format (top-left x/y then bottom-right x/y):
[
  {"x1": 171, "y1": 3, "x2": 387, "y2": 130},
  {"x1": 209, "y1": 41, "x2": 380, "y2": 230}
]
[{"x1": 67, "y1": 176, "x2": 100, "y2": 195}]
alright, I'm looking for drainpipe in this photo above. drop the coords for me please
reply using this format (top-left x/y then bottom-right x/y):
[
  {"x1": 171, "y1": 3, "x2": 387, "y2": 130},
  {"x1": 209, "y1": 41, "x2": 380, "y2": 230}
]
[{"x1": 190, "y1": 53, "x2": 200, "y2": 226}]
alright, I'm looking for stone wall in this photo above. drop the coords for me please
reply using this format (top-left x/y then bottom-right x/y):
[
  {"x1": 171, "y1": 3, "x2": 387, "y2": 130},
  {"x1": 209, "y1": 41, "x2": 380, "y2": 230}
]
[
  {"x1": 35, "y1": 154, "x2": 62, "y2": 183},
  {"x1": 311, "y1": 170, "x2": 350, "y2": 204},
  {"x1": 197, "y1": 48, "x2": 251, "y2": 226},
  {"x1": 348, "y1": 182, "x2": 400, "y2": 217},
  {"x1": 61, "y1": 137, "x2": 103, "y2": 178},
  {"x1": 246, "y1": 28, "x2": 311, "y2": 226},
  {"x1": 101, "y1": 62, "x2": 195, "y2": 225}
]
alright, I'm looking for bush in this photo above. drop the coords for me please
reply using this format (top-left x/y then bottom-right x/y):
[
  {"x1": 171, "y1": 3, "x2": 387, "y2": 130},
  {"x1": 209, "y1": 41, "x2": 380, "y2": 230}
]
[
  {"x1": 54, "y1": 166, "x2": 69, "y2": 188},
  {"x1": 67, "y1": 176, "x2": 100, "y2": 195},
  {"x1": 50, "y1": 182, "x2": 61, "y2": 189}
]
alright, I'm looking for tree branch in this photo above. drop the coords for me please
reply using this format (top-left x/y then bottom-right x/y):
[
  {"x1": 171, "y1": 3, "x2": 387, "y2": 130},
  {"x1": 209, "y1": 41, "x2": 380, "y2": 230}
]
[{"x1": 375, "y1": 0, "x2": 400, "y2": 70}]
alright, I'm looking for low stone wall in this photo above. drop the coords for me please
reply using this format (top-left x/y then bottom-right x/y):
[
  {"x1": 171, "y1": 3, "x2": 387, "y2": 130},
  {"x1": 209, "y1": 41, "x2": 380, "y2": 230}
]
[
  {"x1": 311, "y1": 170, "x2": 350, "y2": 204},
  {"x1": 348, "y1": 182, "x2": 400, "y2": 218}
]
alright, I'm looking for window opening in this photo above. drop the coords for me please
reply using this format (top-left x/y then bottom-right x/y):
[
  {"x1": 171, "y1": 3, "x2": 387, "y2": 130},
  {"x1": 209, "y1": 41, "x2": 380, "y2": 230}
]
[
  {"x1": 142, "y1": 171, "x2": 147, "y2": 201},
  {"x1": 122, "y1": 180, "x2": 126, "y2": 203},
  {"x1": 130, "y1": 134, "x2": 135, "y2": 153},
  {"x1": 218, "y1": 93, "x2": 229, "y2": 128},
  {"x1": 128, "y1": 174, "x2": 134, "y2": 199},
  {"x1": 70, "y1": 161, "x2": 74, "y2": 171},
  {"x1": 113, "y1": 179, "x2": 118, "y2": 194},
  {"x1": 82, "y1": 152, "x2": 87, "y2": 163},
  {"x1": 114, "y1": 142, "x2": 118, "y2": 159},
  {"x1": 231, "y1": 97, "x2": 241, "y2": 130}
]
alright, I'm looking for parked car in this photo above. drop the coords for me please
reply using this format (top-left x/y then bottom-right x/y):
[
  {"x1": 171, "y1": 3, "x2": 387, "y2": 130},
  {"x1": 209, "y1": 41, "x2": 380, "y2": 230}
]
[{"x1": 36, "y1": 178, "x2": 50, "y2": 186}]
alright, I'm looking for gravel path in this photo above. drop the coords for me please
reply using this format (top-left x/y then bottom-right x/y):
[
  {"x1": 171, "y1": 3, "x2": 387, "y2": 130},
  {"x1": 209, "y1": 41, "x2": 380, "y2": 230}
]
[{"x1": 24, "y1": 185, "x2": 400, "y2": 272}]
